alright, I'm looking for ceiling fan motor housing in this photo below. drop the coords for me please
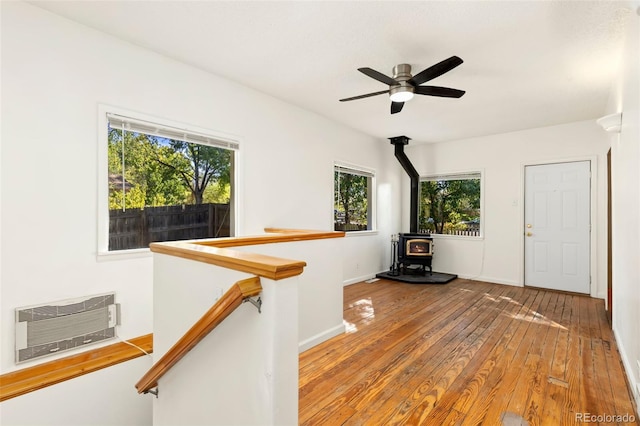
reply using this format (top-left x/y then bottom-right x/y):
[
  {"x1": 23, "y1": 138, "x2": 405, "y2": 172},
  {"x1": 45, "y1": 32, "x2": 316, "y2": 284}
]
[{"x1": 390, "y1": 64, "x2": 414, "y2": 97}]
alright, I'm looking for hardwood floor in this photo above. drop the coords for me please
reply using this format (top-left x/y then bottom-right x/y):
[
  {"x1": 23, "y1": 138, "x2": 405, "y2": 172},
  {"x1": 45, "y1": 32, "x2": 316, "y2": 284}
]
[{"x1": 299, "y1": 278, "x2": 638, "y2": 425}]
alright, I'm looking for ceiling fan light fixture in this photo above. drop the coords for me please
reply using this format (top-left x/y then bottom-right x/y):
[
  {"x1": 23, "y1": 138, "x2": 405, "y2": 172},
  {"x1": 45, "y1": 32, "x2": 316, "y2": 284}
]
[
  {"x1": 340, "y1": 57, "x2": 464, "y2": 114},
  {"x1": 389, "y1": 87, "x2": 414, "y2": 103}
]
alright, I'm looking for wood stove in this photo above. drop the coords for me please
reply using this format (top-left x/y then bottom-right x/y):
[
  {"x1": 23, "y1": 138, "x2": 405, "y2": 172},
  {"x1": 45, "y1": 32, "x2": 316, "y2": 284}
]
[{"x1": 397, "y1": 233, "x2": 433, "y2": 275}]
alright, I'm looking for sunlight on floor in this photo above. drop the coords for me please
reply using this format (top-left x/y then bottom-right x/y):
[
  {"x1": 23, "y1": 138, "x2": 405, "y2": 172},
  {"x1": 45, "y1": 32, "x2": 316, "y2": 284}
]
[
  {"x1": 344, "y1": 290, "x2": 567, "y2": 335},
  {"x1": 344, "y1": 319, "x2": 357, "y2": 333},
  {"x1": 344, "y1": 298, "x2": 375, "y2": 333},
  {"x1": 473, "y1": 292, "x2": 568, "y2": 330},
  {"x1": 498, "y1": 295, "x2": 568, "y2": 330}
]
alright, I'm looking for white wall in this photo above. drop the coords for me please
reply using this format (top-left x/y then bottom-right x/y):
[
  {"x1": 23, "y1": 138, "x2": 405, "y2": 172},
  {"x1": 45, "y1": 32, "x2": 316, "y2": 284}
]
[
  {"x1": 0, "y1": 2, "x2": 400, "y2": 424},
  {"x1": 342, "y1": 149, "x2": 404, "y2": 285},
  {"x1": 404, "y1": 120, "x2": 610, "y2": 297},
  {"x1": 230, "y1": 238, "x2": 345, "y2": 351},
  {"x1": 0, "y1": 356, "x2": 153, "y2": 426},
  {"x1": 608, "y1": 0, "x2": 640, "y2": 408},
  {"x1": 152, "y1": 254, "x2": 298, "y2": 426}
]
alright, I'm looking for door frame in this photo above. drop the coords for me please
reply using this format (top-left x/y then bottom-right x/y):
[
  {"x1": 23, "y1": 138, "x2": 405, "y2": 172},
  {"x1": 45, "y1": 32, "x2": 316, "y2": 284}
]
[
  {"x1": 607, "y1": 149, "x2": 612, "y2": 323},
  {"x1": 519, "y1": 156, "x2": 598, "y2": 297}
]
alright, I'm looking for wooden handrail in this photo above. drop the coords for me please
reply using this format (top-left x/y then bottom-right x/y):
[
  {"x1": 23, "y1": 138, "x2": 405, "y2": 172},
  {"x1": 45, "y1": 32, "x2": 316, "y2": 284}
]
[
  {"x1": 149, "y1": 243, "x2": 307, "y2": 280},
  {"x1": 149, "y1": 229, "x2": 344, "y2": 279},
  {"x1": 196, "y1": 228, "x2": 346, "y2": 248},
  {"x1": 135, "y1": 276, "x2": 262, "y2": 394}
]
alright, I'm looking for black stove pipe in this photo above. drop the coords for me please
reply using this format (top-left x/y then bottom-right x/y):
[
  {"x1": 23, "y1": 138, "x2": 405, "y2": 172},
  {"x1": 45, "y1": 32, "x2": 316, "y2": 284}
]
[{"x1": 389, "y1": 136, "x2": 419, "y2": 233}]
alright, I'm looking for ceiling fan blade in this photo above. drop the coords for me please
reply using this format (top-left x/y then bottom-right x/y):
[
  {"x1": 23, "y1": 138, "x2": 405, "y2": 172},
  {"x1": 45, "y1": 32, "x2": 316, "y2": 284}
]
[
  {"x1": 408, "y1": 56, "x2": 463, "y2": 86},
  {"x1": 414, "y1": 86, "x2": 466, "y2": 98},
  {"x1": 358, "y1": 67, "x2": 400, "y2": 86},
  {"x1": 339, "y1": 90, "x2": 389, "y2": 102},
  {"x1": 391, "y1": 101, "x2": 404, "y2": 114}
]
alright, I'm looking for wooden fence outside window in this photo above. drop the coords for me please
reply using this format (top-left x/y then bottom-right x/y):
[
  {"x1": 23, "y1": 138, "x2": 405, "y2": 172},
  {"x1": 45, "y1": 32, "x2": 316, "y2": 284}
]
[{"x1": 109, "y1": 203, "x2": 230, "y2": 251}]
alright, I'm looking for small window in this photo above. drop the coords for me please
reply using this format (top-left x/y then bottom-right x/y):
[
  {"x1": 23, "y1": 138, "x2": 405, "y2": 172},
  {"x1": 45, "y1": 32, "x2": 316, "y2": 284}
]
[
  {"x1": 334, "y1": 163, "x2": 375, "y2": 232},
  {"x1": 419, "y1": 172, "x2": 481, "y2": 237},
  {"x1": 101, "y1": 111, "x2": 238, "y2": 252}
]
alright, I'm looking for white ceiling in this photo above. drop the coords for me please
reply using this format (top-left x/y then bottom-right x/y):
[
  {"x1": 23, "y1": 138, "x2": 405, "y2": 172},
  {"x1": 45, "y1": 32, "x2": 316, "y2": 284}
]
[{"x1": 30, "y1": 1, "x2": 633, "y2": 144}]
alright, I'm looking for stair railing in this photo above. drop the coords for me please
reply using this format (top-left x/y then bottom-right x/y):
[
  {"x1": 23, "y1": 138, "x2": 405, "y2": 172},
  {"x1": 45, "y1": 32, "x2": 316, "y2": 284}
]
[{"x1": 135, "y1": 276, "x2": 262, "y2": 394}]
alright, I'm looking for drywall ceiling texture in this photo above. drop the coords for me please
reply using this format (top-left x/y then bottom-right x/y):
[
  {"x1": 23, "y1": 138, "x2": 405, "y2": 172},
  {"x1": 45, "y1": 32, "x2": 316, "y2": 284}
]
[{"x1": 29, "y1": 1, "x2": 632, "y2": 143}]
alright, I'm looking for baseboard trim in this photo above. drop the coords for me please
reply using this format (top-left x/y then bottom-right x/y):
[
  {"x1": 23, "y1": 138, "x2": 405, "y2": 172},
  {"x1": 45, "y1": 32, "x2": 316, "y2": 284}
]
[
  {"x1": 372, "y1": 270, "x2": 521, "y2": 287},
  {"x1": 298, "y1": 323, "x2": 345, "y2": 353},
  {"x1": 0, "y1": 334, "x2": 153, "y2": 402},
  {"x1": 613, "y1": 327, "x2": 640, "y2": 415},
  {"x1": 343, "y1": 273, "x2": 376, "y2": 286},
  {"x1": 456, "y1": 274, "x2": 521, "y2": 287}
]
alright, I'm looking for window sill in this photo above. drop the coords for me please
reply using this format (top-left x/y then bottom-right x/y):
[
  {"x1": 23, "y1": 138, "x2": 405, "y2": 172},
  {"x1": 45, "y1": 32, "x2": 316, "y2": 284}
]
[
  {"x1": 96, "y1": 248, "x2": 152, "y2": 262},
  {"x1": 343, "y1": 230, "x2": 378, "y2": 237}
]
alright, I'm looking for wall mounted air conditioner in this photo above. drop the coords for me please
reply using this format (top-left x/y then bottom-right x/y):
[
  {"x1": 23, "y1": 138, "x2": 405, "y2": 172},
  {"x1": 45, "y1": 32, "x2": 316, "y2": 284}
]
[{"x1": 15, "y1": 293, "x2": 120, "y2": 363}]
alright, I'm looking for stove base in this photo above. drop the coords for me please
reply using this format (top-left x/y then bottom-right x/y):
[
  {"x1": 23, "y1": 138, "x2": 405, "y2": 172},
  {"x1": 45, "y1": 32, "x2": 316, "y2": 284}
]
[{"x1": 376, "y1": 270, "x2": 457, "y2": 284}]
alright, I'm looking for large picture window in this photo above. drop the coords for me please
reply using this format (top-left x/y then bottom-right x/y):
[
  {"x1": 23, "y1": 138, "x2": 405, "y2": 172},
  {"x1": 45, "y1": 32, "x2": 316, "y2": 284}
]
[
  {"x1": 101, "y1": 111, "x2": 238, "y2": 252},
  {"x1": 419, "y1": 172, "x2": 481, "y2": 237},
  {"x1": 334, "y1": 163, "x2": 375, "y2": 232}
]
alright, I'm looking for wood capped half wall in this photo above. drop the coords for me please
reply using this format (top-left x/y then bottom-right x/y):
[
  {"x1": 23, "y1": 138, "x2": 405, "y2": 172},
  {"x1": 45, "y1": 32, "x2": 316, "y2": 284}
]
[{"x1": 0, "y1": 228, "x2": 344, "y2": 401}]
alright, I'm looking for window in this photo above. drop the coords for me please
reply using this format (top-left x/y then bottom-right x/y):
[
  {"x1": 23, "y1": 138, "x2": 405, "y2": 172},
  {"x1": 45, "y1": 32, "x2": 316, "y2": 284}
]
[
  {"x1": 419, "y1": 172, "x2": 481, "y2": 236},
  {"x1": 100, "y1": 110, "x2": 238, "y2": 253},
  {"x1": 334, "y1": 163, "x2": 375, "y2": 232}
]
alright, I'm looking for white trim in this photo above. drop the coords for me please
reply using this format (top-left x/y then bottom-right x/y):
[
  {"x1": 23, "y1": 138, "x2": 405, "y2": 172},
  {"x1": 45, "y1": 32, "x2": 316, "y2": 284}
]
[
  {"x1": 333, "y1": 160, "x2": 377, "y2": 233},
  {"x1": 344, "y1": 230, "x2": 379, "y2": 238},
  {"x1": 420, "y1": 171, "x2": 481, "y2": 181},
  {"x1": 96, "y1": 104, "x2": 241, "y2": 258},
  {"x1": 105, "y1": 113, "x2": 239, "y2": 150},
  {"x1": 97, "y1": 105, "x2": 111, "y2": 256},
  {"x1": 333, "y1": 160, "x2": 376, "y2": 177},
  {"x1": 418, "y1": 167, "x2": 484, "y2": 181},
  {"x1": 613, "y1": 327, "x2": 640, "y2": 411},
  {"x1": 343, "y1": 273, "x2": 377, "y2": 286},
  {"x1": 231, "y1": 145, "x2": 243, "y2": 238},
  {"x1": 456, "y1": 274, "x2": 521, "y2": 287},
  {"x1": 96, "y1": 248, "x2": 153, "y2": 262},
  {"x1": 298, "y1": 323, "x2": 345, "y2": 353},
  {"x1": 418, "y1": 168, "x2": 485, "y2": 238},
  {"x1": 519, "y1": 156, "x2": 599, "y2": 296},
  {"x1": 334, "y1": 164, "x2": 374, "y2": 178},
  {"x1": 99, "y1": 104, "x2": 243, "y2": 144},
  {"x1": 596, "y1": 112, "x2": 623, "y2": 133}
]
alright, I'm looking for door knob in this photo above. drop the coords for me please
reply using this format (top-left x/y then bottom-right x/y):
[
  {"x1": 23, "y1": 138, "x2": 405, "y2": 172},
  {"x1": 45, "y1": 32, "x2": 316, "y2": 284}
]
[
  {"x1": 526, "y1": 232, "x2": 533, "y2": 237},
  {"x1": 526, "y1": 224, "x2": 532, "y2": 228}
]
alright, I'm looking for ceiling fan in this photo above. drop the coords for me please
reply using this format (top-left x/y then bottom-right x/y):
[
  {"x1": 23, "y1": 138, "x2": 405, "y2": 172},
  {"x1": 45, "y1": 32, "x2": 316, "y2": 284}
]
[{"x1": 339, "y1": 55, "x2": 465, "y2": 114}]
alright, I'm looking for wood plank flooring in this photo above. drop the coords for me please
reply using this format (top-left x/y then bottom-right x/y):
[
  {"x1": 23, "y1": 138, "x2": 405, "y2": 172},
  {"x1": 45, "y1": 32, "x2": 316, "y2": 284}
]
[{"x1": 299, "y1": 278, "x2": 638, "y2": 425}]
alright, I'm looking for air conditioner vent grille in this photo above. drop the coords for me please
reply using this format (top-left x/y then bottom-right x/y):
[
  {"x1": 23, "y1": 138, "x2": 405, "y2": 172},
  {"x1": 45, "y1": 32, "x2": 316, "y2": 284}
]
[{"x1": 15, "y1": 293, "x2": 119, "y2": 363}]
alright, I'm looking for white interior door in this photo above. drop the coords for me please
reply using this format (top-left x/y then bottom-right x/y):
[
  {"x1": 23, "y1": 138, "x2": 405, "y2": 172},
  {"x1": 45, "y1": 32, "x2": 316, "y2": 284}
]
[{"x1": 524, "y1": 161, "x2": 591, "y2": 293}]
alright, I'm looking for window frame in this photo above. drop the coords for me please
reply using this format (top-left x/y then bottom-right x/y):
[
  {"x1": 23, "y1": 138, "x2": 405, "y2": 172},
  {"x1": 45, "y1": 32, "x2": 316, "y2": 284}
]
[
  {"x1": 97, "y1": 105, "x2": 241, "y2": 259},
  {"x1": 419, "y1": 170, "x2": 484, "y2": 239},
  {"x1": 333, "y1": 161, "x2": 377, "y2": 234}
]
